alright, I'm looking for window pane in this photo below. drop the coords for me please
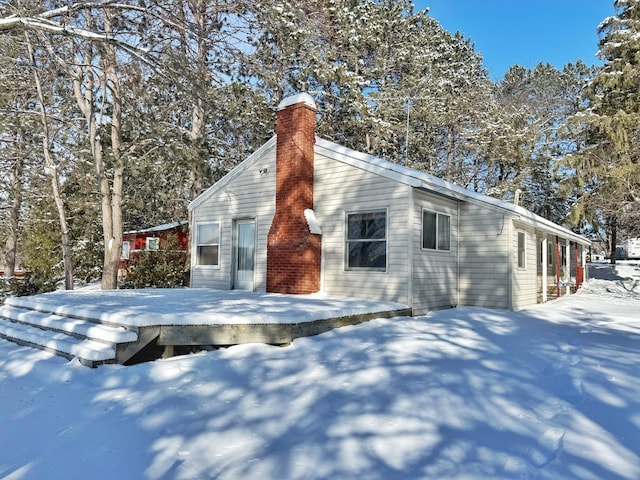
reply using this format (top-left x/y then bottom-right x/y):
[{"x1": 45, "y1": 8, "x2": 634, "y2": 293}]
[
  {"x1": 518, "y1": 232, "x2": 525, "y2": 268},
  {"x1": 423, "y1": 211, "x2": 436, "y2": 249},
  {"x1": 437, "y1": 214, "x2": 451, "y2": 251},
  {"x1": 347, "y1": 212, "x2": 386, "y2": 240},
  {"x1": 237, "y1": 223, "x2": 255, "y2": 271},
  {"x1": 198, "y1": 245, "x2": 219, "y2": 265},
  {"x1": 198, "y1": 223, "x2": 219, "y2": 245},
  {"x1": 345, "y1": 211, "x2": 386, "y2": 269},
  {"x1": 348, "y1": 241, "x2": 386, "y2": 269},
  {"x1": 146, "y1": 237, "x2": 159, "y2": 251}
]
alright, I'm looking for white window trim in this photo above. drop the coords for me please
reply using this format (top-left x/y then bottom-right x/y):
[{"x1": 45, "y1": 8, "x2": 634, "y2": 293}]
[
  {"x1": 517, "y1": 230, "x2": 526, "y2": 269},
  {"x1": 194, "y1": 221, "x2": 221, "y2": 269},
  {"x1": 344, "y1": 209, "x2": 388, "y2": 272},
  {"x1": 421, "y1": 209, "x2": 451, "y2": 252},
  {"x1": 121, "y1": 241, "x2": 130, "y2": 260},
  {"x1": 146, "y1": 237, "x2": 160, "y2": 251}
]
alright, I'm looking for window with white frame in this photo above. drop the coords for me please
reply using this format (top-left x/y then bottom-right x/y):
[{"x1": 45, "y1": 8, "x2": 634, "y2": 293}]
[
  {"x1": 146, "y1": 237, "x2": 160, "y2": 251},
  {"x1": 346, "y1": 211, "x2": 387, "y2": 270},
  {"x1": 196, "y1": 222, "x2": 220, "y2": 266},
  {"x1": 422, "y1": 210, "x2": 451, "y2": 251},
  {"x1": 121, "y1": 241, "x2": 130, "y2": 260},
  {"x1": 517, "y1": 231, "x2": 526, "y2": 269}
]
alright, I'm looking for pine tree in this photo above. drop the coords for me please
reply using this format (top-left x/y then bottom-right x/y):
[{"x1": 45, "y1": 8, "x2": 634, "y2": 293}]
[
  {"x1": 483, "y1": 62, "x2": 594, "y2": 223},
  {"x1": 571, "y1": 0, "x2": 640, "y2": 259}
]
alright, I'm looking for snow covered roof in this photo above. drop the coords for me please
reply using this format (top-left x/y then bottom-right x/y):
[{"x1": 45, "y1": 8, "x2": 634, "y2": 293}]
[
  {"x1": 315, "y1": 138, "x2": 590, "y2": 245},
  {"x1": 124, "y1": 220, "x2": 188, "y2": 235},
  {"x1": 189, "y1": 134, "x2": 589, "y2": 246}
]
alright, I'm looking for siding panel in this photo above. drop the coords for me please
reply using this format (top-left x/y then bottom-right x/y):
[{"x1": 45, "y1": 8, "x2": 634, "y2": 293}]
[
  {"x1": 411, "y1": 190, "x2": 459, "y2": 314},
  {"x1": 458, "y1": 202, "x2": 510, "y2": 310},
  {"x1": 191, "y1": 146, "x2": 277, "y2": 291},
  {"x1": 511, "y1": 222, "x2": 538, "y2": 310},
  {"x1": 313, "y1": 153, "x2": 411, "y2": 305}
]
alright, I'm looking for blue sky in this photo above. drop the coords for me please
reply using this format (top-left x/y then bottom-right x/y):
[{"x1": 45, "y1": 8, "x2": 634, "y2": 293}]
[{"x1": 414, "y1": 0, "x2": 617, "y2": 80}]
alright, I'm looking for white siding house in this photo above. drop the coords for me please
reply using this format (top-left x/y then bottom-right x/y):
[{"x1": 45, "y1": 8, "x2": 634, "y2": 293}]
[
  {"x1": 189, "y1": 93, "x2": 590, "y2": 313},
  {"x1": 190, "y1": 138, "x2": 277, "y2": 292}
]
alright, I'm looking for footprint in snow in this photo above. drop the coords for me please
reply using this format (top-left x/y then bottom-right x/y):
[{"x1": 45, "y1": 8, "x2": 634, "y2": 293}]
[
  {"x1": 528, "y1": 427, "x2": 565, "y2": 468},
  {"x1": 532, "y1": 397, "x2": 567, "y2": 420},
  {"x1": 566, "y1": 353, "x2": 582, "y2": 366}
]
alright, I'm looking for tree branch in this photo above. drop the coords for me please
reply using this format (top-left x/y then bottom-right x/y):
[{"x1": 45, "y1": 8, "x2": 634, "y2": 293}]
[{"x1": 0, "y1": 4, "x2": 159, "y2": 68}]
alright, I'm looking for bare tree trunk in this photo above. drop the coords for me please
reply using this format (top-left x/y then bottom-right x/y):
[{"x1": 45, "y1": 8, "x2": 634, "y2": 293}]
[
  {"x1": 67, "y1": 9, "x2": 123, "y2": 290},
  {"x1": 609, "y1": 218, "x2": 618, "y2": 265},
  {"x1": 445, "y1": 126, "x2": 456, "y2": 182},
  {"x1": 26, "y1": 32, "x2": 74, "y2": 290},
  {"x1": 71, "y1": 62, "x2": 112, "y2": 286},
  {"x1": 176, "y1": 0, "x2": 209, "y2": 197},
  {"x1": 100, "y1": 11, "x2": 124, "y2": 289},
  {"x1": 4, "y1": 152, "x2": 23, "y2": 276}
]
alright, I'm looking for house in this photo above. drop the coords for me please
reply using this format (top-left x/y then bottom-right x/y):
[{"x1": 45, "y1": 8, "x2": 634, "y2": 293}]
[
  {"x1": 188, "y1": 93, "x2": 590, "y2": 313},
  {"x1": 119, "y1": 221, "x2": 189, "y2": 270},
  {"x1": 618, "y1": 238, "x2": 640, "y2": 260}
]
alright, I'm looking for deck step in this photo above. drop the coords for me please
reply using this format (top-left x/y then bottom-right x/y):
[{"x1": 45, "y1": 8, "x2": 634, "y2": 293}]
[
  {"x1": 0, "y1": 301, "x2": 155, "y2": 367},
  {"x1": 0, "y1": 320, "x2": 116, "y2": 366},
  {"x1": 0, "y1": 305, "x2": 137, "y2": 345}
]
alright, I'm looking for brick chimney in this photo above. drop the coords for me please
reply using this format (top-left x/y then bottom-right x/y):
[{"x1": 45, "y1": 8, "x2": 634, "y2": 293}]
[{"x1": 266, "y1": 93, "x2": 322, "y2": 294}]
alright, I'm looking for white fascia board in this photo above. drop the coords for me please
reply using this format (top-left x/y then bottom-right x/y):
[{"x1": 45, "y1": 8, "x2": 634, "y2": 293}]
[{"x1": 188, "y1": 136, "x2": 277, "y2": 211}]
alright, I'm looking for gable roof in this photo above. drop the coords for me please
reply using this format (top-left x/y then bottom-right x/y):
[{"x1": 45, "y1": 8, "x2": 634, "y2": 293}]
[
  {"x1": 315, "y1": 138, "x2": 589, "y2": 245},
  {"x1": 188, "y1": 136, "x2": 277, "y2": 211},
  {"x1": 189, "y1": 135, "x2": 589, "y2": 246}
]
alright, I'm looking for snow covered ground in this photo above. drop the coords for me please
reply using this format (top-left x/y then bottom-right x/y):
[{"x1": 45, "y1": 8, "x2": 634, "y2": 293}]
[{"x1": 0, "y1": 263, "x2": 638, "y2": 480}]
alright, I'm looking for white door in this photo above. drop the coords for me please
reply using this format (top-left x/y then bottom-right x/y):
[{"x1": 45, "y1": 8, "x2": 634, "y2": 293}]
[{"x1": 234, "y1": 220, "x2": 256, "y2": 290}]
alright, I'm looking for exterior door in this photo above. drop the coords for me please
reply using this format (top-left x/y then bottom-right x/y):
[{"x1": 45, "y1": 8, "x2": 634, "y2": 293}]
[{"x1": 234, "y1": 219, "x2": 255, "y2": 290}]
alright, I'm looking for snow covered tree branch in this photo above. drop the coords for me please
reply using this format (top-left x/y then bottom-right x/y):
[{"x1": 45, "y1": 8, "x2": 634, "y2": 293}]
[{"x1": 0, "y1": 2, "x2": 156, "y2": 67}]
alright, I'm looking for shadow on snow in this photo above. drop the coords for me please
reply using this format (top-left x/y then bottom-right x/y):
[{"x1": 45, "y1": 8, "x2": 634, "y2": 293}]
[{"x1": 0, "y1": 302, "x2": 639, "y2": 480}]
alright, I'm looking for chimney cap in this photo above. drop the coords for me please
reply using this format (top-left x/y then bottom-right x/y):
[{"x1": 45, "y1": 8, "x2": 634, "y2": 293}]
[{"x1": 277, "y1": 92, "x2": 316, "y2": 111}]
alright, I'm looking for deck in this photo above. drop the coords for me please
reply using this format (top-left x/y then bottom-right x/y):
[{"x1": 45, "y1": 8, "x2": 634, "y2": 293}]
[{"x1": 0, "y1": 288, "x2": 411, "y2": 366}]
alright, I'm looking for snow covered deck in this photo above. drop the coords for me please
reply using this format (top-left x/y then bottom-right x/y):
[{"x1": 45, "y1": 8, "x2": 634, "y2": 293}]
[{"x1": 0, "y1": 289, "x2": 410, "y2": 366}]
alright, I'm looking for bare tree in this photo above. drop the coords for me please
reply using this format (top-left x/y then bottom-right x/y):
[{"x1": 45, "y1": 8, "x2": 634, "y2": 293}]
[
  {"x1": 24, "y1": 31, "x2": 74, "y2": 289},
  {"x1": 3, "y1": 150, "x2": 23, "y2": 277}
]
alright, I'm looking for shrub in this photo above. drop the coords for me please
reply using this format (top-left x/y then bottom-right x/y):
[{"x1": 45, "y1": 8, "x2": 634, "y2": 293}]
[
  {"x1": 18, "y1": 220, "x2": 63, "y2": 295},
  {"x1": 119, "y1": 234, "x2": 189, "y2": 289}
]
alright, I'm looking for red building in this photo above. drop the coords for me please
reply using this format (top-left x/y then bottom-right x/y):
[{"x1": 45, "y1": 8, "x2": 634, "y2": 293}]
[{"x1": 119, "y1": 221, "x2": 189, "y2": 270}]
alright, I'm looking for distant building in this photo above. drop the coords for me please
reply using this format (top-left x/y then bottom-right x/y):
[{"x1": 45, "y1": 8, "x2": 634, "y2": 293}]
[
  {"x1": 119, "y1": 221, "x2": 188, "y2": 271},
  {"x1": 617, "y1": 238, "x2": 640, "y2": 260}
]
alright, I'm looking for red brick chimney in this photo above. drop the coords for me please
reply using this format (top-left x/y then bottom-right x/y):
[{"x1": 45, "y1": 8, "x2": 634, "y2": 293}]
[{"x1": 266, "y1": 93, "x2": 322, "y2": 294}]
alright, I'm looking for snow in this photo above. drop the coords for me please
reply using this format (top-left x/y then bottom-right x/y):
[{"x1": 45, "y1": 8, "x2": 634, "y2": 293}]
[
  {"x1": 304, "y1": 208, "x2": 323, "y2": 235},
  {"x1": 123, "y1": 221, "x2": 188, "y2": 235},
  {"x1": 277, "y1": 93, "x2": 316, "y2": 111},
  {"x1": 1, "y1": 263, "x2": 639, "y2": 479},
  {"x1": 0, "y1": 305, "x2": 138, "y2": 343},
  {"x1": 4, "y1": 289, "x2": 408, "y2": 328}
]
